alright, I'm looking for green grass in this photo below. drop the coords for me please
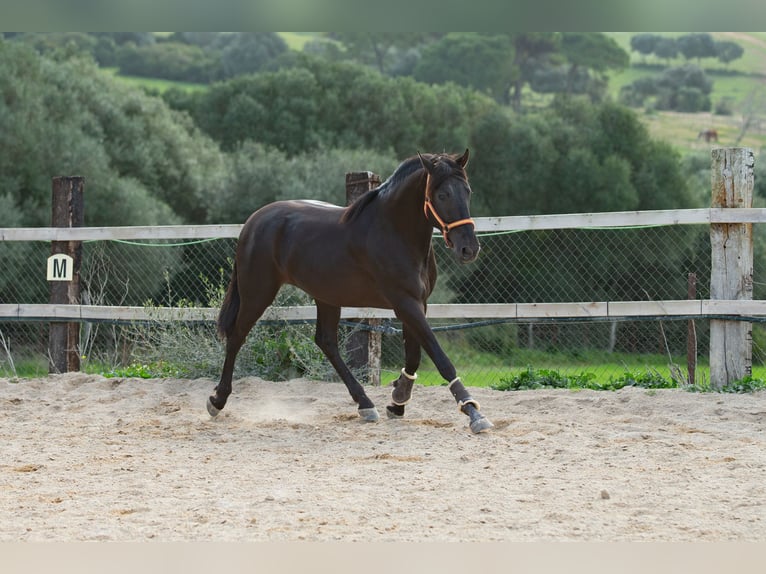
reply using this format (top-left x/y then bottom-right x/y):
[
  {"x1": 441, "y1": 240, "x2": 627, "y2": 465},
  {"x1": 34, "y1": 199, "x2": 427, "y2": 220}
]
[
  {"x1": 410, "y1": 364, "x2": 766, "y2": 393},
  {"x1": 103, "y1": 67, "x2": 207, "y2": 93},
  {"x1": 6, "y1": 350, "x2": 766, "y2": 395},
  {"x1": 403, "y1": 345, "x2": 766, "y2": 392},
  {"x1": 278, "y1": 32, "x2": 333, "y2": 51},
  {"x1": 488, "y1": 366, "x2": 766, "y2": 393},
  {"x1": 0, "y1": 357, "x2": 48, "y2": 378}
]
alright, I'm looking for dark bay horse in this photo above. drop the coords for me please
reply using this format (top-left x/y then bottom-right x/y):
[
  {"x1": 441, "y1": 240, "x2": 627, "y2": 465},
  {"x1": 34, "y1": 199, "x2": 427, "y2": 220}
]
[{"x1": 207, "y1": 149, "x2": 493, "y2": 433}]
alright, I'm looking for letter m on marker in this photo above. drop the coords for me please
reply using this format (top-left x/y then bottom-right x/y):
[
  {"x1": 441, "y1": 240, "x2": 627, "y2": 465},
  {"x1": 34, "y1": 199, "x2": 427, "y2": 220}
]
[
  {"x1": 53, "y1": 257, "x2": 67, "y2": 279},
  {"x1": 47, "y1": 254, "x2": 73, "y2": 281}
]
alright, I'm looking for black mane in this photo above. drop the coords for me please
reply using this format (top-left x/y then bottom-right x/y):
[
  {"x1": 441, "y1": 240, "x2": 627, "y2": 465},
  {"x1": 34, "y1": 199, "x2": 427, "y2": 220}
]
[{"x1": 340, "y1": 153, "x2": 464, "y2": 224}]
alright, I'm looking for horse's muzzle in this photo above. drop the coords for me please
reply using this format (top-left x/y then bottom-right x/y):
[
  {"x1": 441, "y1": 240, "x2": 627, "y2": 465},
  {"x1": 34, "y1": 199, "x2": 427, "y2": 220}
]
[
  {"x1": 457, "y1": 244, "x2": 480, "y2": 263},
  {"x1": 446, "y1": 227, "x2": 480, "y2": 263}
]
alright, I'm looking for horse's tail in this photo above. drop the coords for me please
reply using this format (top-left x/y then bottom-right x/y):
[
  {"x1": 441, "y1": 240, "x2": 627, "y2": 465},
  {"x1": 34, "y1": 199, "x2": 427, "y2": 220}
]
[{"x1": 217, "y1": 263, "x2": 240, "y2": 341}]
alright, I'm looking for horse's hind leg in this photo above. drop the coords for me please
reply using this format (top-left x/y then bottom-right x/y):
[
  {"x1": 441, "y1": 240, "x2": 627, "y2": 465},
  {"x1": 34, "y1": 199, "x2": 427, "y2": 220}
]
[
  {"x1": 386, "y1": 324, "x2": 421, "y2": 419},
  {"x1": 314, "y1": 301, "x2": 379, "y2": 422},
  {"x1": 207, "y1": 276, "x2": 281, "y2": 417}
]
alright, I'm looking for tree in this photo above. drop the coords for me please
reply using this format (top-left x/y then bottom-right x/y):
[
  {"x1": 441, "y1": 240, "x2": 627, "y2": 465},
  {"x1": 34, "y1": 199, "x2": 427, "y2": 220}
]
[
  {"x1": 655, "y1": 64, "x2": 712, "y2": 112},
  {"x1": 329, "y1": 33, "x2": 432, "y2": 75},
  {"x1": 412, "y1": 33, "x2": 514, "y2": 103},
  {"x1": 653, "y1": 37, "x2": 679, "y2": 63},
  {"x1": 715, "y1": 40, "x2": 744, "y2": 66},
  {"x1": 175, "y1": 54, "x2": 496, "y2": 159},
  {"x1": 630, "y1": 34, "x2": 662, "y2": 59},
  {"x1": 734, "y1": 86, "x2": 766, "y2": 145},
  {"x1": 562, "y1": 33, "x2": 629, "y2": 75},
  {"x1": 620, "y1": 64, "x2": 712, "y2": 113},
  {"x1": 559, "y1": 33, "x2": 629, "y2": 96},
  {"x1": 507, "y1": 33, "x2": 560, "y2": 110},
  {"x1": 216, "y1": 32, "x2": 288, "y2": 78},
  {"x1": 676, "y1": 33, "x2": 716, "y2": 64}
]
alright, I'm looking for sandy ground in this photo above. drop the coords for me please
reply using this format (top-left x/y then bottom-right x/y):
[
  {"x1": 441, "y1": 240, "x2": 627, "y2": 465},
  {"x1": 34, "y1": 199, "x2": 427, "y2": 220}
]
[{"x1": 2, "y1": 373, "x2": 766, "y2": 542}]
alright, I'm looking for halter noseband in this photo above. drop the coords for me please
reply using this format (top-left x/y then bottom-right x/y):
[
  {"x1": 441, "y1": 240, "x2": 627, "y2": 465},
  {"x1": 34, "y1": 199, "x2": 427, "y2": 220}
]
[{"x1": 423, "y1": 175, "x2": 475, "y2": 247}]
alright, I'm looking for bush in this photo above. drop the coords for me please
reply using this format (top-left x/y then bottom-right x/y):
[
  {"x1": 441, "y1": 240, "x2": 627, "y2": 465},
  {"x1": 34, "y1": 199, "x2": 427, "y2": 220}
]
[
  {"x1": 620, "y1": 64, "x2": 712, "y2": 113},
  {"x1": 714, "y1": 97, "x2": 735, "y2": 116}
]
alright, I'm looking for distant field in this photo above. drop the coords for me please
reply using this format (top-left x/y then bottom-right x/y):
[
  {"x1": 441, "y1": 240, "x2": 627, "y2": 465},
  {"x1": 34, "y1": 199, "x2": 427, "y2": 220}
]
[
  {"x1": 104, "y1": 67, "x2": 207, "y2": 93},
  {"x1": 605, "y1": 32, "x2": 766, "y2": 154},
  {"x1": 279, "y1": 32, "x2": 332, "y2": 51},
  {"x1": 606, "y1": 32, "x2": 766, "y2": 108}
]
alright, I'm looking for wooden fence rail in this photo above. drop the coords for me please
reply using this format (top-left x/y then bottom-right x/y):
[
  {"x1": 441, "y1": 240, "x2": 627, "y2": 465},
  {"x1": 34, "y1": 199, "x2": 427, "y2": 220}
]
[
  {"x1": 3, "y1": 299, "x2": 766, "y2": 324},
  {"x1": 3, "y1": 207, "x2": 766, "y2": 242}
]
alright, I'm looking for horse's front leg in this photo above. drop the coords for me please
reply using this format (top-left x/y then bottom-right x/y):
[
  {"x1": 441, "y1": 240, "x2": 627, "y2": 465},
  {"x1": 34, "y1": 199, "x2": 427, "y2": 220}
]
[
  {"x1": 393, "y1": 298, "x2": 493, "y2": 433},
  {"x1": 386, "y1": 324, "x2": 421, "y2": 419}
]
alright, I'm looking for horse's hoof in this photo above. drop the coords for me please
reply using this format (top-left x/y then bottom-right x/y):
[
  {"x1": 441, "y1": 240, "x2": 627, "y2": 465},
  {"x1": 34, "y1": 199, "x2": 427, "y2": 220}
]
[
  {"x1": 206, "y1": 397, "x2": 221, "y2": 418},
  {"x1": 358, "y1": 407, "x2": 380, "y2": 422},
  {"x1": 386, "y1": 404, "x2": 405, "y2": 419},
  {"x1": 469, "y1": 416, "x2": 494, "y2": 434}
]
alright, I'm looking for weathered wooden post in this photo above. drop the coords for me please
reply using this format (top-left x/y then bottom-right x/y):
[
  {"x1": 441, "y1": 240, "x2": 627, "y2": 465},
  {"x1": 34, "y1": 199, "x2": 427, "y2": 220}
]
[
  {"x1": 687, "y1": 272, "x2": 697, "y2": 386},
  {"x1": 345, "y1": 171, "x2": 382, "y2": 386},
  {"x1": 48, "y1": 176, "x2": 84, "y2": 373},
  {"x1": 710, "y1": 148, "x2": 754, "y2": 389}
]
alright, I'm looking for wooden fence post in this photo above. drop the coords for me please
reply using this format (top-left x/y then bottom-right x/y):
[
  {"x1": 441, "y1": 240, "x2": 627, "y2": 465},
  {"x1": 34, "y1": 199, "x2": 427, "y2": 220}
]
[
  {"x1": 345, "y1": 171, "x2": 382, "y2": 386},
  {"x1": 48, "y1": 176, "x2": 84, "y2": 373},
  {"x1": 687, "y1": 272, "x2": 697, "y2": 386},
  {"x1": 710, "y1": 148, "x2": 754, "y2": 389}
]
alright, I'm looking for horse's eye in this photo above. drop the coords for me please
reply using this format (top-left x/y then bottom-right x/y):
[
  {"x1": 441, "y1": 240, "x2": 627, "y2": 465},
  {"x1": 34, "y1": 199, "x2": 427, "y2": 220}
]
[{"x1": 437, "y1": 191, "x2": 448, "y2": 201}]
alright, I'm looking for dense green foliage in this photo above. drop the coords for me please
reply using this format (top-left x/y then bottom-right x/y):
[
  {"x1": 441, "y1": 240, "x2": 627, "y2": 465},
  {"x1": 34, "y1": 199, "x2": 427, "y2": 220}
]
[
  {"x1": 620, "y1": 64, "x2": 713, "y2": 112},
  {"x1": 629, "y1": 33, "x2": 744, "y2": 67},
  {"x1": 0, "y1": 39, "x2": 224, "y2": 227},
  {"x1": 413, "y1": 33, "x2": 515, "y2": 103},
  {"x1": 9, "y1": 32, "x2": 289, "y2": 84},
  {"x1": 166, "y1": 53, "x2": 497, "y2": 158}
]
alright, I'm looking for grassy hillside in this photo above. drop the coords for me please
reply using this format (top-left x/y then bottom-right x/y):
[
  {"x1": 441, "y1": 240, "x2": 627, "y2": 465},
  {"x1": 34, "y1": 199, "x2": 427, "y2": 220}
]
[{"x1": 605, "y1": 33, "x2": 766, "y2": 154}]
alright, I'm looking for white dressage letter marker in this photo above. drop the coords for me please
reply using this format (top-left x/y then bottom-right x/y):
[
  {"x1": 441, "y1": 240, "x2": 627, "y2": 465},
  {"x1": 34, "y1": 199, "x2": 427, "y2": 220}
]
[{"x1": 47, "y1": 254, "x2": 73, "y2": 281}]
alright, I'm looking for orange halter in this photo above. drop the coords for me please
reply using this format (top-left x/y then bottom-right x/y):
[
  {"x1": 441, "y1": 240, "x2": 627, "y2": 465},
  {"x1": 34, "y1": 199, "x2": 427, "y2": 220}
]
[{"x1": 423, "y1": 175, "x2": 475, "y2": 247}]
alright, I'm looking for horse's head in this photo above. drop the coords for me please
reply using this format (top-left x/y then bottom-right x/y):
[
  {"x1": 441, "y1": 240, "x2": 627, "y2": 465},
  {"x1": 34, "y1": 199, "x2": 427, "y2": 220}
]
[{"x1": 419, "y1": 149, "x2": 480, "y2": 264}]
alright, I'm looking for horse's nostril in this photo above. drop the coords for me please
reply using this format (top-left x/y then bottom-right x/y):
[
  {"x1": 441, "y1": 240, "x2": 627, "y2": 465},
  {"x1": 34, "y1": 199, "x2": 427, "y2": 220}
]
[{"x1": 461, "y1": 246, "x2": 477, "y2": 262}]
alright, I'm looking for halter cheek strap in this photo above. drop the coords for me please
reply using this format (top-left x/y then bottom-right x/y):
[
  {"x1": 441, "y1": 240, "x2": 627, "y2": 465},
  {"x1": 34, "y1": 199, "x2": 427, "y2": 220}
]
[{"x1": 423, "y1": 178, "x2": 475, "y2": 247}]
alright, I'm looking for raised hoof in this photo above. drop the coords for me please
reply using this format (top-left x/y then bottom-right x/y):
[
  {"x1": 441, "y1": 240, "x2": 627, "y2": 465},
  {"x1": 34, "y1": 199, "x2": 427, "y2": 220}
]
[
  {"x1": 469, "y1": 416, "x2": 494, "y2": 434},
  {"x1": 206, "y1": 397, "x2": 221, "y2": 418},
  {"x1": 358, "y1": 407, "x2": 380, "y2": 423},
  {"x1": 391, "y1": 375, "x2": 414, "y2": 406},
  {"x1": 386, "y1": 404, "x2": 405, "y2": 419}
]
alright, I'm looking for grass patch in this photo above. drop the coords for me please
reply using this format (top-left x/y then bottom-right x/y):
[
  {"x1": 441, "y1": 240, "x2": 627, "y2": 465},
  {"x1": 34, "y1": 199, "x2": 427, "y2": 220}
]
[
  {"x1": 404, "y1": 344, "x2": 766, "y2": 394},
  {"x1": 102, "y1": 360, "x2": 183, "y2": 379},
  {"x1": 490, "y1": 366, "x2": 676, "y2": 391},
  {"x1": 0, "y1": 356, "x2": 48, "y2": 378},
  {"x1": 489, "y1": 366, "x2": 766, "y2": 393},
  {"x1": 103, "y1": 67, "x2": 207, "y2": 93}
]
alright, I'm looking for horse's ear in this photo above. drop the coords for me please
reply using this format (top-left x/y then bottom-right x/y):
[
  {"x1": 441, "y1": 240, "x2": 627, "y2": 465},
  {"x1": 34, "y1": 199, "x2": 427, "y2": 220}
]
[
  {"x1": 456, "y1": 148, "x2": 469, "y2": 169},
  {"x1": 418, "y1": 151, "x2": 435, "y2": 175}
]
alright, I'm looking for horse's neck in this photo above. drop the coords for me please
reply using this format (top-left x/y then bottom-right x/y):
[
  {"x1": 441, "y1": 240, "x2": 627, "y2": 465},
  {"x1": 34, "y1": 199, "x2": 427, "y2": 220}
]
[{"x1": 382, "y1": 172, "x2": 434, "y2": 246}]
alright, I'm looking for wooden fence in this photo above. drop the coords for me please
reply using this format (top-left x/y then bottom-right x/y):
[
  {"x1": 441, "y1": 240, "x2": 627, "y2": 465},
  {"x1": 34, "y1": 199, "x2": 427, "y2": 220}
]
[{"x1": 0, "y1": 148, "x2": 759, "y2": 387}]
